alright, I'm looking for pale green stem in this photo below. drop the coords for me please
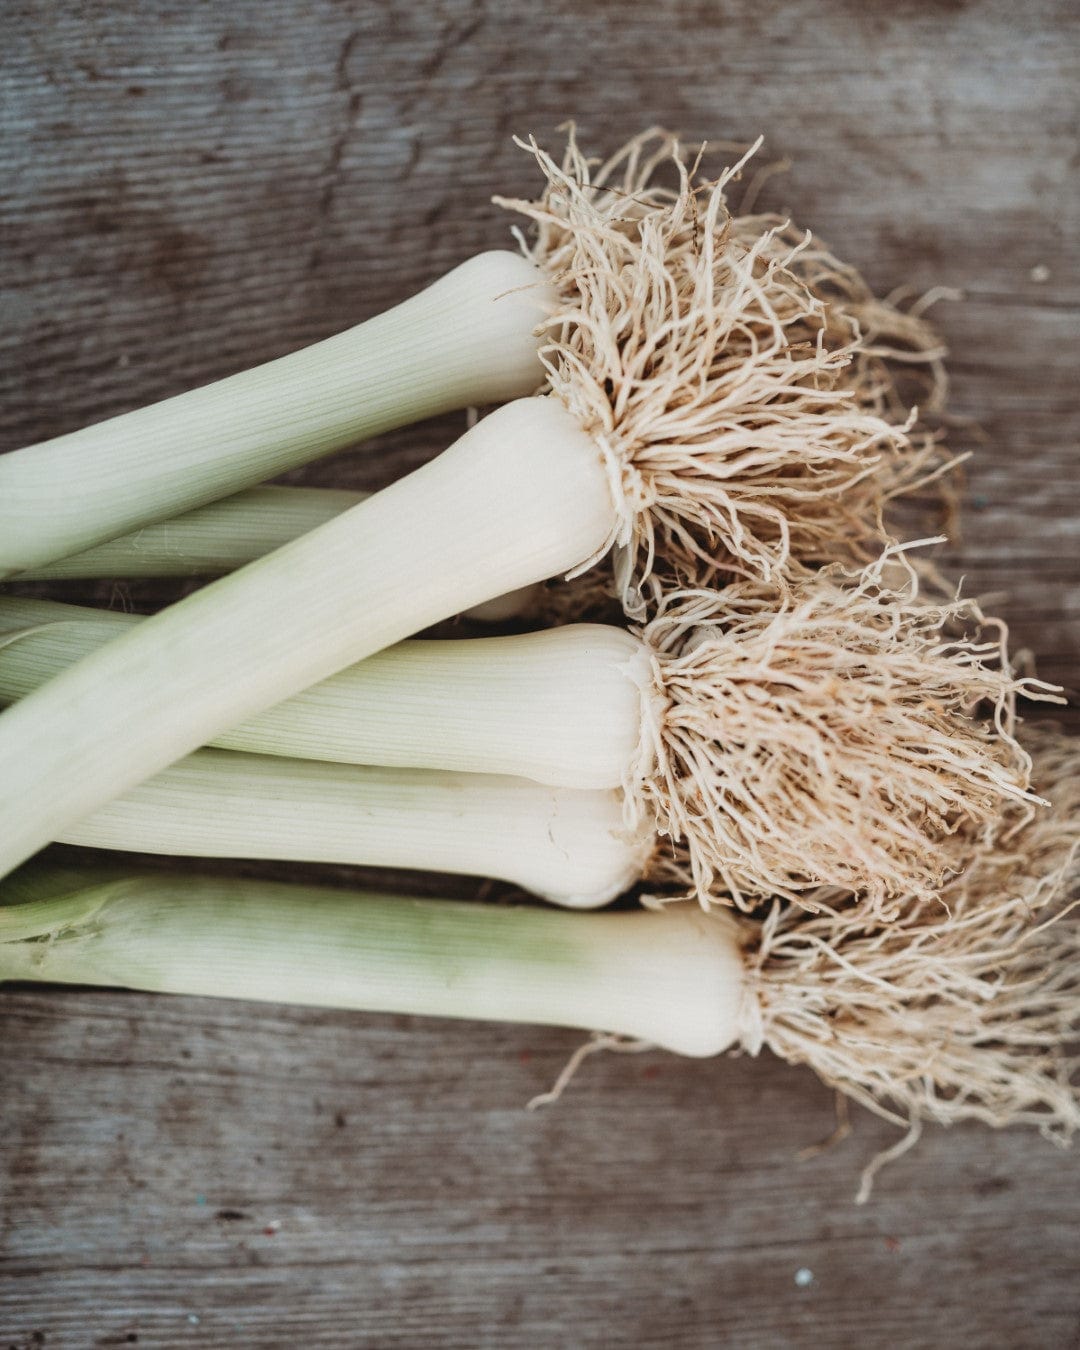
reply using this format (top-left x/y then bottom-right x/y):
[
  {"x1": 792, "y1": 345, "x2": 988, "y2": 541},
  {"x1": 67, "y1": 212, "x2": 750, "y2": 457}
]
[
  {"x1": 0, "y1": 600, "x2": 650, "y2": 789},
  {"x1": 17, "y1": 486, "x2": 368, "y2": 580},
  {"x1": 55, "y1": 749, "x2": 653, "y2": 909},
  {"x1": 0, "y1": 251, "x2": 551, "y2": 577},
  {"x1": 13, "y1": 483, "x2": 542, "y2": 620},
  {"x1": 0, "y1": 397, "x2": 618, "y2": 880},
  {"x1": 0, "y1": 870, "x2": 746, "y2": 1056}
]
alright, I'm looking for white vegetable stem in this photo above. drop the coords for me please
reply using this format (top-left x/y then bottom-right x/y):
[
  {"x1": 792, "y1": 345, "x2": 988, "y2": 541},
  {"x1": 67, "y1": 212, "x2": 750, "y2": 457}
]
[
  {"x1": 15, "y1": 483, "x2": 541, "y2": 621},
  {"x1": 0, "y1": 397, "x2": 617, "y2": 881},
  {"x1": 54, "y1": 750, "x2": 650, "y2": 909},
  {"x1": 0, "y1": 600, "x2": 648, "y2": 788},
  {"x1": 0, "y1": 871, "x2": 745, "y2": 1057},
  {"x1": 13, "y1": 484, "x2": 541, "y2": 623},
  {"x1": 0, "y1": 251, "x2": 550, "y2": 578},
  {"x1": 17, "y1": 486, "x2": 369, "y2": 580}
]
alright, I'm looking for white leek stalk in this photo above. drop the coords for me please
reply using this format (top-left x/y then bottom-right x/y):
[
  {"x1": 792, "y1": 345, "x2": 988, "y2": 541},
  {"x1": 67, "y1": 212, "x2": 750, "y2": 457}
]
[
  {"x1": 16, "y1": 486, "x2": 368, "y2": 580},
  {"x1": 52, "y1": 750, "x2": 651, "y2": 909},
  {"x1": 0, "y1": 871, "x2": 744, "y2": 1057},
  {"x1": 0, "y1": 397, "x2": 617, "y2": 881},
  {"x1": 0, "y1": 252, "x2": 550, "y2": 578},
  {"x1": 0, "y1": 599, "x2": 647, "y2": 788},
  {"x1": 14, "y1": 489, "x2": 542, "y2": 621}
]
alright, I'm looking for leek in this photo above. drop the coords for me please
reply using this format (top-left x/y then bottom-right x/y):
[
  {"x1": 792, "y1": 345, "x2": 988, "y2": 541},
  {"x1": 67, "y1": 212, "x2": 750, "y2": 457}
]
[
  {"x1": 3, "y1": 720, "x2": 1077, "y2": 1186},
  {"x1": 0, "y1": 600, "x2": 646, "y2": 789},
  {"x1": 0, "y1": 398, "x2": 616, "y2": 880},
  {"x1": 0, "y1": 871, "x2": 742, "y2": 1057},
  {"x1": 16, "y1": 486, "x2": 369, "y2": 581},
  {"x1": 53, "y1": 750, "x2": 650, "y2": 910},
  {"x1": 0, "y1": 252, "x2": 550, "y2": 578},
  {"x1": 0, "y1": 546, "x2": 1050, "y2": 910},
  {"x1": 13, "y1": 489, "x2": 542, "y2": 622},
  {"x1": 0, "y1": 131, "x2": 957, "y2": 882}
]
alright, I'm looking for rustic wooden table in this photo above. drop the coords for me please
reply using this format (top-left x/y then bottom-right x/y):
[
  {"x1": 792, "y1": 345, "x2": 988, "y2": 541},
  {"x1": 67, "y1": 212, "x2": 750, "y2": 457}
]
[{"x1": 1, "y1": 2, "x2": 1078, "y2": 1346}]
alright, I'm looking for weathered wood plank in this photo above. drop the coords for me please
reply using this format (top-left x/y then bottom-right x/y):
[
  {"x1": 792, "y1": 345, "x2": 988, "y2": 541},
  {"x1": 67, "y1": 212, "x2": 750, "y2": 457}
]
[
  {"x1": 1, "y1": 0, "x2": 1078, "y2": 1346},
  {"x1": 2, "y1": 987, "x2": 1079, "y2": 1349}
]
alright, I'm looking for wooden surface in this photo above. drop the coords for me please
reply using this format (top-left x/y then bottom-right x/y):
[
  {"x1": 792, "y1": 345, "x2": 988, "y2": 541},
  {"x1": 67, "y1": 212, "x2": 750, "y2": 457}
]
[{"x1": 1, "y1": 1, "x2": 1078, "y2": 1345}]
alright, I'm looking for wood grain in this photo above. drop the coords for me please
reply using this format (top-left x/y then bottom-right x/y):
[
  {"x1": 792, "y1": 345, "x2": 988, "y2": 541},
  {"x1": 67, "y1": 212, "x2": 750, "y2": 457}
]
[{"x1": 1, "y1": 0, "x2": 1078, "y2": 1346}]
